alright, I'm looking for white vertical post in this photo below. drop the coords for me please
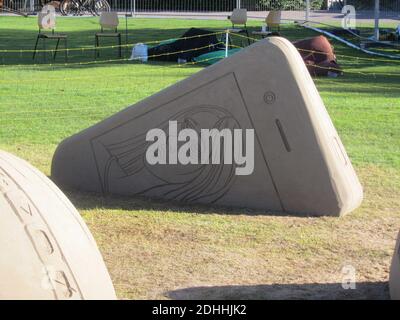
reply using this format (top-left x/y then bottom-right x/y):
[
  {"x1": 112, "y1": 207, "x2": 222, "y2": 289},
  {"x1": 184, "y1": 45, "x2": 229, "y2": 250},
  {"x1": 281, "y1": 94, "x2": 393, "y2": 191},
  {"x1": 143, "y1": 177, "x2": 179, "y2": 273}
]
[
  {"x1": 236, "y1": 0, "x2": 241, "y2": 9},
  {"x1": 225, "y1": 30, "x2": 229, "y2": 58},
  {"x1": 374, "y1": 0, "x2": 380, "y2": 41},
  {"x1": 30, "y1": 0, "x2": 34, "y2": 12},
  {"x1": 305, "y1": 0, "x2": 310, "y2": 21}
]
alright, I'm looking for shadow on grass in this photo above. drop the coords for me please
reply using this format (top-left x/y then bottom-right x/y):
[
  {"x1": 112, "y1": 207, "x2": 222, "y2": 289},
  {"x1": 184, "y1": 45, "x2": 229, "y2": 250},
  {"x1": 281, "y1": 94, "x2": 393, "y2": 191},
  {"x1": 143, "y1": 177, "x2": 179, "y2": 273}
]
[
  {"x1": 66, "y1": 189, "x2": 319, "y2": 218},
  {"x1": 0, "y1": 23, "x2": 344, "y2": 68},
  {"x1": 166, "y1": 281, "x2": 390, "y2": 300},
  {"x1": 2, "y1": 23, "x2": 399, "y2": 98},
  {"x1": 0, "y1": 26, "x2": 241, "y2": 67}
]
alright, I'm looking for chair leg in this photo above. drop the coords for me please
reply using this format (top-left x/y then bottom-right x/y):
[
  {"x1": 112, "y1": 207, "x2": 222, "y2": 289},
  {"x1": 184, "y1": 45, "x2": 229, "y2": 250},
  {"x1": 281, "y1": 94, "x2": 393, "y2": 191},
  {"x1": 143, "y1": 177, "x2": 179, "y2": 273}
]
[
  {"x1": 32, "y1": 35, "x2": 40, "y2": 60},
  {"x1": 94, "y1": 36, "x2": 97, "y2": 59},
  {"x1": 118, "y1": 34, "x2": 122, "y2": 58},
  {"x1": 245, "y1": 28, "x2": 251, "y2": 46},
  {"x1": 43, "y1": 38, "x2": 46, "y2": 63},
  {"x1": 65, "y1": 37, "x2": 68, "y2": 62},
  {"x1": 54, "y1": 38, "x2": 60, "y2": 60},
  {"x1": 95, "y1": 36, "x2": 100, "y2": 58},
  {"x1": 97, "y1": 36, "x2": 100, "y2": 58}
]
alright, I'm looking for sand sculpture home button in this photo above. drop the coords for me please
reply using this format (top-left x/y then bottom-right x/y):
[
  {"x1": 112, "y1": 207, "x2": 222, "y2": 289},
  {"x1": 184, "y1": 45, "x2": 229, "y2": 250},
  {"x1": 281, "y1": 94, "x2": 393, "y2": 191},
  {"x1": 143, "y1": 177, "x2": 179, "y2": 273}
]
[{"x1": 264, "y1": 91, "x2": 276, "y2": 104}]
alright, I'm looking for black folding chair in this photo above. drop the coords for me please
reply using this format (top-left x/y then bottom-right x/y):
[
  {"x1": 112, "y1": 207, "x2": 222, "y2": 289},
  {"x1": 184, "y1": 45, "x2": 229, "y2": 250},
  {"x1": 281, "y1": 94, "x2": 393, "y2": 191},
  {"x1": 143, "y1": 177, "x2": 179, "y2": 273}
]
[{"x1": 33, "y1": 11, "x2": 68, "y2": 62}]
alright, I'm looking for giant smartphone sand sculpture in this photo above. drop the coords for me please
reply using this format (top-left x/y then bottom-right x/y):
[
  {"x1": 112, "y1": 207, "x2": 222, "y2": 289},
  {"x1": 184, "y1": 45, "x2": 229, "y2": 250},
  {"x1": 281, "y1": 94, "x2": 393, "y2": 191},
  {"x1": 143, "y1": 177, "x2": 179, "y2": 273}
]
[
  {"x1": 0, "y1": 150, "x2": 116, "y2": 299},
  {"x1": 52, "y1": 37, "x2": 363, "y2": 216},
  {"x1": 390, "y1": 231, "x2": 400, "y2": 299}
]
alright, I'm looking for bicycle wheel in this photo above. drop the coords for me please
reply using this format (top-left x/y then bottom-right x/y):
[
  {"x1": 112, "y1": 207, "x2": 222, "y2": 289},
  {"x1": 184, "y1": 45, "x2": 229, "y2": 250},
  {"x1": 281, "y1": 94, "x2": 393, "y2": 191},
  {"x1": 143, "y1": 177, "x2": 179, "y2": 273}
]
[
  {"x1": 3, "y1": 0, "x2": 15, "y2": 11},
  {"x1": 94, "y1": 0, "x2": 110, "y2": 16},
  {"x1": 60, "y1": 0, "x2": 79, "y2": 16}
]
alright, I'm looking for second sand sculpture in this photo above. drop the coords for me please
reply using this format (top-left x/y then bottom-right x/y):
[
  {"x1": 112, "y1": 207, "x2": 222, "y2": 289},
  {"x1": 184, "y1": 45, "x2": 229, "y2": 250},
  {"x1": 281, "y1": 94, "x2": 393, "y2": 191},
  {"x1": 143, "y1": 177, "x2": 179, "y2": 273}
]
[
  {"x1": 52, "y1": 37, "x2": 363, "y2": 216},
  {"x1": 0, "y1": 150, "x2": 116, "y2": 299}
]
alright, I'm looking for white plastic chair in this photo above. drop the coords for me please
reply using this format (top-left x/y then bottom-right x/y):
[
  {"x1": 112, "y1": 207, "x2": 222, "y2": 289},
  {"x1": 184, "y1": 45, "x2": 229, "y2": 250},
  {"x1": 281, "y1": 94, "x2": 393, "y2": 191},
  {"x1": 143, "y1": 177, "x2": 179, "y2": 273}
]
[
  {"x1": 95, "y1": 12, "x2": 121, "y2": 58},
  {"x1": 33, "y1": 10, "x2": 68, "y2": 62},
  {"x1": 228, "y1": 9, "x2": 250, "y2": 45}
]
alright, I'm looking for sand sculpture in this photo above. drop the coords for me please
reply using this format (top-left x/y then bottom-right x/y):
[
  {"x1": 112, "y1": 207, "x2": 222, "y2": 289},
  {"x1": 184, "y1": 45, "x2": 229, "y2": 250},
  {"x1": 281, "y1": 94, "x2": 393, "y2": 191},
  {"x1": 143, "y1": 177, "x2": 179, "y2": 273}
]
[
  {"x1": 52, "y1": 37, "x2": 363, "y2": 216},
  {"x1": 0, "y1": 150, "x2": 116, "y2": 299}
]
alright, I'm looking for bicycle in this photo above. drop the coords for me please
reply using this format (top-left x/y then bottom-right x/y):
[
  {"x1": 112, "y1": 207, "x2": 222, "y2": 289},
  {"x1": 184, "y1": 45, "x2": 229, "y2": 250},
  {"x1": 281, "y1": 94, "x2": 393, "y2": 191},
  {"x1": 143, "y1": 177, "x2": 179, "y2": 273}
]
[
  {"x1": 1, "y1": 0, "x2": 28, "y2": 16},
  {"x1": 60, "y1": 0, "x2": 110, "y2": 16}
]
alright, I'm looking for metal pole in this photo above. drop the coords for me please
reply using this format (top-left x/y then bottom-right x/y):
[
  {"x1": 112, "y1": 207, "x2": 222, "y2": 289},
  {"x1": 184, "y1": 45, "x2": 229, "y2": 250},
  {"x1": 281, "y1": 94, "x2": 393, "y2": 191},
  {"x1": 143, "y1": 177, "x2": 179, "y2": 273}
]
[
  {"x1": 30, "y1": 0, "x2": 34, "y2": 12},
  {"x1": 126, "y1": 11, "x2": 129, "y2": 58},
  {"x1": 374, "y1": 0, "x2": 380, "y2": 41},
  {"x1": 305, "y1": 0, "x2": 310, "y2": 21},
  {"x1": 225, "y1": 30, "x2": 229, "y2": 58},
  {"x1": 236, "y1": 0, "x2": 241, "y2": 9}
]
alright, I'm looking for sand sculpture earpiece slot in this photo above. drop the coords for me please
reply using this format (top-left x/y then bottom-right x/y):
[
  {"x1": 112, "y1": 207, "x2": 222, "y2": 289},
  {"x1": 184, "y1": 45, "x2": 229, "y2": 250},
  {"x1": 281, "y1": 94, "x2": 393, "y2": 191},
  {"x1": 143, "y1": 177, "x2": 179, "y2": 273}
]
[{"x1": 275, "y1": 119, "x2": 291, "y2": 152}]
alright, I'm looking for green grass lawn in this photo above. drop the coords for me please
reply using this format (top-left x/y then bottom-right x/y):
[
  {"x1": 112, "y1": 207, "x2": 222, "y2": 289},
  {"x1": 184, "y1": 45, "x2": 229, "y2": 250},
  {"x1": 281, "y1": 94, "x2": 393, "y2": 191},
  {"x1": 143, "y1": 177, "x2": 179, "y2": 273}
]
[{"x1": 0, "y1": 16, "x2": 399, "y2": 299}]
